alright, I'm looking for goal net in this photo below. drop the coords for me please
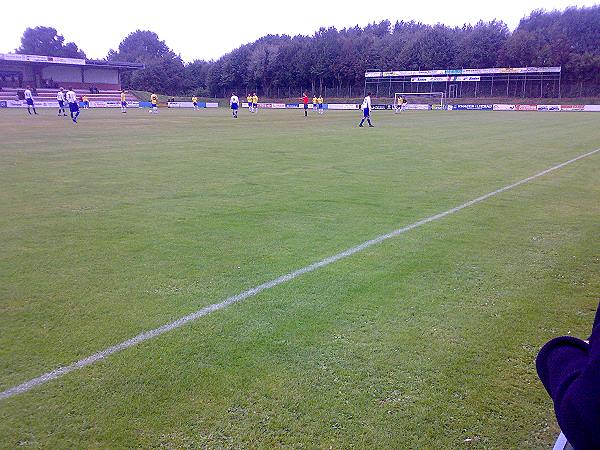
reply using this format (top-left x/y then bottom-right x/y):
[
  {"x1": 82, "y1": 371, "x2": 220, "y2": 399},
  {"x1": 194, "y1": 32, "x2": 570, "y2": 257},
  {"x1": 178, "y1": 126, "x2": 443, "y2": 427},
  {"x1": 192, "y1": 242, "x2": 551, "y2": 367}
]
[{"x1": 394, "y1": 92, "x2": 446, "y2": 109}]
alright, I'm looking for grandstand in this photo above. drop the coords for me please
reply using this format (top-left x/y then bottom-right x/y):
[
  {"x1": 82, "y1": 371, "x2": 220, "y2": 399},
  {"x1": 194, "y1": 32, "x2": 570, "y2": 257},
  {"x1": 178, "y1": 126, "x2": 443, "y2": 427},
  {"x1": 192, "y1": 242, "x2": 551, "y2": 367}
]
[
  {"x1": 0, "y1": 53, "x2": 142, "y2": 106},
  {"x1": 365, "y1": 67, "x2": 562, "y2": 100}
]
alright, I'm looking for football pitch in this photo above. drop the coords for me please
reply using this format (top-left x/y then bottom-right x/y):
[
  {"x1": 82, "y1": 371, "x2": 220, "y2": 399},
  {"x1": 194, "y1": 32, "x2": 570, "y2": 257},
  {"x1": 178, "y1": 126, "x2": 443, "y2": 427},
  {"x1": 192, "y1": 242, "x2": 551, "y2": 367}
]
[{"x1": 1, "y1": 107, "x2": 599, "y2": 448}]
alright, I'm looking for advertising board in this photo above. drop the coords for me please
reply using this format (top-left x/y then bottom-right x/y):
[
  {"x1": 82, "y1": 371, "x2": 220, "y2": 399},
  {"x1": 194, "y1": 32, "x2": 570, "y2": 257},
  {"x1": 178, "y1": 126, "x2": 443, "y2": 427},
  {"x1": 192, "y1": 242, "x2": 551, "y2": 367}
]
[
  {"x1": 91, "y1": 101, "x2": 140, "y2": 108},
  {"x1": 453, "y1": 104, "x2": 493, "y2": 110},
  {"x1": 166, "y1": 102, "x2": 217, "y2": 108},
  {"x1": 411, "y1": 76, "x2": 480, "y2": 82},
  {"x1": 367, "y1": 67, "x2": 561, "y2": 78},
  {"x1": 537, "y1": 105, "x2": 561, "y2": 111},
  {"x1": 515, "y1": 104, "x2": 537, "y2": 111},
  {"x1": 327, "y1": 103, "x2": 360, "y2": 110},
  {"x1": 560, "y1": 105, "x2": 585, "y2": 112},
  {"x1": 492, "y1": 104, "x2": 516, "y2": 111},
  {"x1": 0, "y1": 53, "x2": 85, "y2": 65},
  {"x1": 257, "y1": 103, "x2": 286, "y2": 109},
  {"x1": 404, "y1": 104, "x2": 431, "y2": 110},
  {"x1": 3, "y1": 99, "x2": 58, "y2": 108},
  {"x1": 372, "y1": 104, "x2": 391, "y2": 110},
  {"x1": 583, "y1": 105, "x2": 600, "y2": 112},
  {"x1": 167, "y1": 102, "x2": 194, "y2": 108}
]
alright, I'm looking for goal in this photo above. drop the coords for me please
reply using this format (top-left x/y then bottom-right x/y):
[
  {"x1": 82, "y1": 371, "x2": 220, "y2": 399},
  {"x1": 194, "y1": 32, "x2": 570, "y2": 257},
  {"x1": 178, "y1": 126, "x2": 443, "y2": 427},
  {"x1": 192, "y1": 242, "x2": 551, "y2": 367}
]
[{"x1": 394, "y1": 92, "x2": 446, "y2": 109}]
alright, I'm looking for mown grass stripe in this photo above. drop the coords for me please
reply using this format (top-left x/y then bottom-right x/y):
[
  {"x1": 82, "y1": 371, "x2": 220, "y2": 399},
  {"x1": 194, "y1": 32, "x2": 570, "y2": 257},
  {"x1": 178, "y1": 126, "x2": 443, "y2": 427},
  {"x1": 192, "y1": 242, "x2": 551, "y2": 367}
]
[{"x1": 1, "y1": 147, "x2": 598, "y2": 401}]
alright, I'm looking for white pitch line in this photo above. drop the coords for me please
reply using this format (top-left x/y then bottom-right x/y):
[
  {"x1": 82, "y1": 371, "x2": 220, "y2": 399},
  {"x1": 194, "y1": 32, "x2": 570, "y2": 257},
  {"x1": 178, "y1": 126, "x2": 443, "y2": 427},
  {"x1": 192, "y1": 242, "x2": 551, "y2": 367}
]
[{"x1": 1, "y1": 148, "x2": 599, "y2": 401}]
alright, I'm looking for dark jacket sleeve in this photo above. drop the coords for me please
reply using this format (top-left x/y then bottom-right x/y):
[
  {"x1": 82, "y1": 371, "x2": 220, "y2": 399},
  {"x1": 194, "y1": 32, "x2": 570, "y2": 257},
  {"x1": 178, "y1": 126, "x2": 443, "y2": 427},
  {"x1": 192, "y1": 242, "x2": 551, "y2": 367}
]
[{"x1": 536, "y1": 303, "x2": 600, "y2": 450}]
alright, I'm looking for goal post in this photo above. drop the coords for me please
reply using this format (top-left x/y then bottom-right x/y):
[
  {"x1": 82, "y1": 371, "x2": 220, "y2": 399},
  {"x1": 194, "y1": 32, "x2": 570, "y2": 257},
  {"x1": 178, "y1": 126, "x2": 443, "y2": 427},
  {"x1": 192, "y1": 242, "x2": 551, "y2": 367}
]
[{"x1": 394, "y1": 92, "x2": 446, "y2": 109}]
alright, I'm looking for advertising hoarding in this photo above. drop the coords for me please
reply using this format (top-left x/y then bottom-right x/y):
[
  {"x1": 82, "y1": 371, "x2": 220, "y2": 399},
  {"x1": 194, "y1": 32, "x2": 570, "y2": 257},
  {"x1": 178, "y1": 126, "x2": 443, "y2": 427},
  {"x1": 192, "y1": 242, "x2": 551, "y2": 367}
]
[
  {"x1": 327, "y1": 103, "x2": 360, "y2": 110},
  {"x1": 537, "y1": 105, "x2": 561, "y2": 111},
  {"x1": 560, "y1": 105, "x2": 585, "y2": 112},
  {"x1": 492, "y1": 104, "x2": 516, "y2": 111},
  {"x1": 453, "y1": 104, "x2": 493, "y2": 110},
  {"x1": 404, "y1": 104, "x2": 431, "y2": 110},
  {"x1": 515, "y1": 104, "x2": 537, "y2": 111},
  {"x1": 0, "y1": 53, "x2": 85, "y2": 65},
  {"x1": 366, "y1": 66, "x2": 561, "y2": 78},
  {"x1": 411, "y1": 76, "x2": 480, "y2": 82}
]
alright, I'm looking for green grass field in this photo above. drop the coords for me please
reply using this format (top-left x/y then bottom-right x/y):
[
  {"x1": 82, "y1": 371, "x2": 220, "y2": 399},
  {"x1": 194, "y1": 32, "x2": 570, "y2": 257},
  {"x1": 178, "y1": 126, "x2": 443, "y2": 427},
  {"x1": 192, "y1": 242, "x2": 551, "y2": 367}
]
[{"x1": 1, "y1": 107, "x2": 599, "y2": 448}]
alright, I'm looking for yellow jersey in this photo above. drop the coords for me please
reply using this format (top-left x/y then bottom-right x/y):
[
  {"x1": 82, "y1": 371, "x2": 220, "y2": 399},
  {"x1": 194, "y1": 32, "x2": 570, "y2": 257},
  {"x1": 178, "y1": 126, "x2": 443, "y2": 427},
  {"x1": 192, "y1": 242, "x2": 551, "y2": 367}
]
[
  {"x1": 247, "y1": 95, "x2": 252, "y2": 103},
  {"x1": 312, "y1": 97, "x2": 317, "y2": 104},
  {"x1": 252, "y1": 95, "x2": 258, "y2": 103},
  {"x1": 317, "y1": 97, "x2": 323, "y2": 104},
  {"x1": 121, "y1": 92, "x2": 126, "y2": 102},
  {"x1": 192, "y1": 97, "x2": 198, "y2": 103},
  {"x1": 150, "y1": 94, "x2": 158, "y2": 104},
  {"x1": 83, "y1": 96, "x2": 89, "y2": 102}
]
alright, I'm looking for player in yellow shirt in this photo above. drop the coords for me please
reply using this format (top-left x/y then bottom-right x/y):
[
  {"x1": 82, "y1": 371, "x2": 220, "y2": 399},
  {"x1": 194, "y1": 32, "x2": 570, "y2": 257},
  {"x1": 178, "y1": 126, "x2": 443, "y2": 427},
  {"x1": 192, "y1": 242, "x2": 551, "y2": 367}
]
[
  {"x1": 246, "y1": 94, "x2": 253, "y2": 112},
  {"x1": 317, "y1": 95, "x2": 324, "y2": 114},
  {"x1": 150, "y1": 93, "x2": 158, "y2": 113},
  {"x1": 312, "y1": 95, "x2": 317, "y2": 112},
  {"x1": 192, "y1": 96, "x2": 198, "y2": 110},
  {"x1": 120, "y1": 90, "x2": 127, "y2": 113},
  {"x1": 82, "y1": 95, "x2": 89, "y2": 109},
  {"x1": 252, "y1": 93, "x2": 258, "y2": 113},
  {"x1": 394, "y1": 95, "x2": 406, "y2": 113}
]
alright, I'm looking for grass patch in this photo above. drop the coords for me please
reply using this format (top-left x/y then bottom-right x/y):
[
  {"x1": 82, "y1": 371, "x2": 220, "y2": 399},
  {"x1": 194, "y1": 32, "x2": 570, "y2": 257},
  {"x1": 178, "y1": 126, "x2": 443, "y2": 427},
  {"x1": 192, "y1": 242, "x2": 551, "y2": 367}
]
[{"x1": 0, "y1": 107, "x2": 599, "y2": 448}]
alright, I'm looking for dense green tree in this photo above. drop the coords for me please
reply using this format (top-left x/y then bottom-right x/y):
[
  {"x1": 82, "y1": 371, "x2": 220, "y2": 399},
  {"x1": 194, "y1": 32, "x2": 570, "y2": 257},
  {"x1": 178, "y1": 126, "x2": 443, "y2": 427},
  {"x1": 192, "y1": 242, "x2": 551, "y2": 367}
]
[
  {"x1": 455, "y1": 20, "x2": 509, "y2": 68},
  {"x1": 18, "y1": 6, "x2": 600, "y2": 97},
  {"x1": 21, "y1": 5, "x2": 581, "y2": 97},
  {"x1": 183, "y1": 60, "x2": 211, "y2": 95},
  {"x1": 398, "y1": 25, "x2": 456, "y2": 70},
  {"x1": 501, "y1": 5, "x2": 600, "y2": 93},
  {"x1": 499, "y1": 30, "x2": 541, "y2": 67},
  {"x1": 16, "y1": 26, "x2": 86, "y2": 58},
  {"x1": 107, "y1": 30, "x2": 177, "y2": 63},
  {"x1": 107, "y1": 30, "x2": 184, "y2": 93},
  {"x1": 198, "y1": 7, "x2": 600, "y2": 97},
  {"x1": 128, "y1": 58, "x2": 185, "y2": 94}
]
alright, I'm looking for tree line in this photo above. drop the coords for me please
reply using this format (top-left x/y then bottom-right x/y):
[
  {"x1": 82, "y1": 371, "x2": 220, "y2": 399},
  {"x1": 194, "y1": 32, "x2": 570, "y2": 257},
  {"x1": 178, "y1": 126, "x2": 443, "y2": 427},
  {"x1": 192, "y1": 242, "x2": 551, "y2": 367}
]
[{"x1": 15, "y1": 5, "x2": 600, "y2": 97}]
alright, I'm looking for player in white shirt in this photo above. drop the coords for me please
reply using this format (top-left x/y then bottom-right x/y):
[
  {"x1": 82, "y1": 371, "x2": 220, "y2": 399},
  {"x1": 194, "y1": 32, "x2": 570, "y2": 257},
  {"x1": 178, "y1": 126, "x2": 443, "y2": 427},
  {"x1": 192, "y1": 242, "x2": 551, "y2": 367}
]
[
  {"x1": 57, "y1": 88, "x2": 67, "y2": 116},
  {"x1": 65, "y1": 87, "x2": 80, "y2": 123},
  {"x1": 359, "y1": 92, "x2": 374, "y2": 127},
  {"x1": 24, "y1": 86, "x2": 38, "y2": 115},
  {"x1": 229, "y1": 92, "x2": 239, "y2": 118}
]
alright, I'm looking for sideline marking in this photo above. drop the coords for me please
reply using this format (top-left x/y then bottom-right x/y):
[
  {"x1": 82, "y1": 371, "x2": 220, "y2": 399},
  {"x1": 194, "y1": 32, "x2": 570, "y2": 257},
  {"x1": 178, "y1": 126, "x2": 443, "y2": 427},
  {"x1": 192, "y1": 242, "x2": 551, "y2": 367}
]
[{"x1": 1, "y1": 148, "x2": 599, "y2": 401}]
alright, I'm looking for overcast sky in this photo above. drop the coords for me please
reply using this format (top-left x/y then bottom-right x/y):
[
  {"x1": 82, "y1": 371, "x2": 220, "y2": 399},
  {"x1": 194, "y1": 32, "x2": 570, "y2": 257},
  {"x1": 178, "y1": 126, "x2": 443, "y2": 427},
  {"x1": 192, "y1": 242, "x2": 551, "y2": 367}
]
[{"x1": 1, "y1": 0, "x2": 597, "y2": 62}]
